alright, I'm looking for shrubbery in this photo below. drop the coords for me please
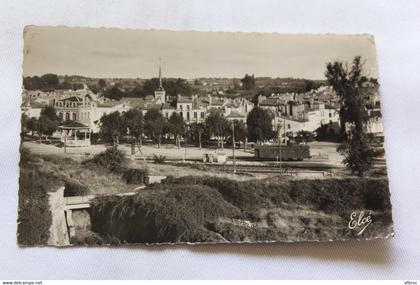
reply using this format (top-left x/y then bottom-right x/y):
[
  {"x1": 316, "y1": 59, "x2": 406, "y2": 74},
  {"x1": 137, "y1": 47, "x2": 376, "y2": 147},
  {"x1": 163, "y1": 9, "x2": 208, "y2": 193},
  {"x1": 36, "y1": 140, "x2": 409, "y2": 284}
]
[
  {"x1": 165, "y1": 176, "x2": 392, "y2": 218},
  {"x1": 90, "y1": 184, "x2": 241, "y2": 243},
  {"x1": 86, "y1": 147, "x2": 127, "y2": 173},
  {"x1": 153, "y1": 154, "x2": 166, "y2": 164},
  {"x1": 64, "y1": 180, "x2": 90, "y2": 197},
  {"x1": 122, "y1": 168, "x2": 148, "y2": 184},
  {"x1": 18, "y1": 147, "x2": 62, "y2": 246}
]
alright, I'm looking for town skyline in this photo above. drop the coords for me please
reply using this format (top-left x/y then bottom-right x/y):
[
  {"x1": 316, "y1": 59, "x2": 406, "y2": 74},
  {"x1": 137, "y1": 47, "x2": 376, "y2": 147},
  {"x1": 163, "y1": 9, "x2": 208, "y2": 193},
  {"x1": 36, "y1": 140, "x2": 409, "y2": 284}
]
[{"x1": 23, "y1": 26, "x2": 379, "y2": 80}]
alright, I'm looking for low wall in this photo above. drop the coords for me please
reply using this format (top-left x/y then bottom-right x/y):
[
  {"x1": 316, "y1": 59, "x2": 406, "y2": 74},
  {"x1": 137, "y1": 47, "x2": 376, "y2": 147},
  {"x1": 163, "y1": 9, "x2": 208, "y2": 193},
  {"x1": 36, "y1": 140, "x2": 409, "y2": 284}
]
[{"x1": 47, "y1": 187, "x2": 70, "y2": 246}]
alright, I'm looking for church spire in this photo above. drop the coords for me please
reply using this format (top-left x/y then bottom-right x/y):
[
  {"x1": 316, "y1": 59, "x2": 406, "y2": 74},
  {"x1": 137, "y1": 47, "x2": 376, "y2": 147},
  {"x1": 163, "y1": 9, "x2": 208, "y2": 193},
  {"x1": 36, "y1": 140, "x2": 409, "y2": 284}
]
[{"x1": 158, "y1": 58, "x2": 163, "y2": 90}]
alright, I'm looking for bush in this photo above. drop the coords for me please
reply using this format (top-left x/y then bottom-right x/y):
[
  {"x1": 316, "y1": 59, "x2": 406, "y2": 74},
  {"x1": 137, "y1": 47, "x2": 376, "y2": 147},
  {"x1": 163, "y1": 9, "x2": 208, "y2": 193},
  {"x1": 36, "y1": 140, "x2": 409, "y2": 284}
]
[
  {"x1": 122, "y1": 168, "x2": 148, "y2": 184},
  {"x1": 87, "y1": 147, "x2": 127, "y2": 172},
  {"x1": 90, "y1": 184, "x2": 241, "y2": 243},
  {"x1": 64, "y1": 180, "x2": 90, "y2": 197},
  {"x1": 18, "y1": 159, "x2": 63, "y2": 246},
  {"x1": 166, "y1": 176, "x2": 392, "y2": 218},
  {"x1": 153, "y1": 154, "x2": 166, "y2": 164}
]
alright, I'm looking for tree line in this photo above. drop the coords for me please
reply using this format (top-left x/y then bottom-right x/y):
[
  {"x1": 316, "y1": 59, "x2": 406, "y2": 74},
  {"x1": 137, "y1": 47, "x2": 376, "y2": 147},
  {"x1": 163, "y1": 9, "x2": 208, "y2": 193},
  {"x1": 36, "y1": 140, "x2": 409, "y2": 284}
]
[
  {"x1": 90, "y1": 78, "x2": 193, "y2": 100},
  {"x1": 98, "y1": 108, "x2": 272, "y2": 149},
  {"x1": 23, "y1": 74, "x2": 84, "y2": 91}
]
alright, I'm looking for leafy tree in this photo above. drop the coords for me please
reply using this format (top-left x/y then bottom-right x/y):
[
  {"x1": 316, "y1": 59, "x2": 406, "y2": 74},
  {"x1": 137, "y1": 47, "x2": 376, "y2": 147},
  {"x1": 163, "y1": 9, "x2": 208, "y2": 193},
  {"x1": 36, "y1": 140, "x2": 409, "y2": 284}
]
[
  {"x1": 168, "y1": 113, "x2": 185, "y2": 148},
  {"x1": 23, "y1": 74, "x2": 60, "y2": 90},
  {"x1": 241, "y1": 74, "x2": 255, "y2": 90},
  {"x1": 205, "y1": 111, "x2": 230, "y2": 149},
  {"x1": 103, "y1": 86, "x2": 126, "y2": 100},
  {"x1": 98, "y1": 79, "x2": 107, "y2": 89},
  {"x1": 144, "y1": 108, "x2": 166, "y2": 148},
  {"x1": 232, "y1": 120, "x2": 247, "y2": 147},
  {"x1": 26, "y1": 117, "x2": 39, "y2": 138},
  {"x1": 246, "y1": 107, "x2": 274, "y2": 142},
  {"x1": 38, "y1": 117, "x2": 58, "y2": 140},
  {"x1": 122, "y1": 109, "x2": 144, "y2": 145},
  {"x1": 325, "y1": 56, "x2": 374, "y2": 176},
  {"x1": 337, "y1": 131, "x2": 375, "y2": 176},
  {"x1": 40, "y1": 106, "x2": 60, "y2": 122},
  {"x1": 99, "y1": 111, "x2": 125, "y2": 145},
  {"x1": 190, "y1": 122, "x2": 205, "y2": 149},
  {"x1": 34, "y1": 106, "x2": 61, "y2": 141}
]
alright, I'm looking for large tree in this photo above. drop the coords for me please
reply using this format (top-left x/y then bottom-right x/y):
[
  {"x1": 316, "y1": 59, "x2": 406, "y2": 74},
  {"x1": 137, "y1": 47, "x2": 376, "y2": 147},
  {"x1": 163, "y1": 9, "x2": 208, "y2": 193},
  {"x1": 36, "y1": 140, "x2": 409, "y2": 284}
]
[
  {"x1": 325, "y1": 56, "x2": 374, "y2": 176},
  {"x1": 205, "y1": 111, "x2": 230, "y2": 149},
  {"x1": 122, "y1": 109, "x2": 144, "y2": 145},
  {"x1": 232, "y1": 120, "x2": 248, "y2": 148},
  {"x1": 99, "y1": 111, "x2": 125, "y2": 145},
  {"x1": 144, "y1": 108, "x2": 166, "y2": 148},
  {"x1": 35, "y1": 106, "x2": 61, "y2": 141},
  {"x1": 246, "y1": 107, "x2": 274, "y2": 143},
  {"x1": 190, "y1": 122, "x2": 205, "y2": 149},
  {"x1": 241, "y1": 74, "x2": 255, "y2": 90},
  {"x1": 168, "y1": 113, "x2": 186, "y2": 148}
]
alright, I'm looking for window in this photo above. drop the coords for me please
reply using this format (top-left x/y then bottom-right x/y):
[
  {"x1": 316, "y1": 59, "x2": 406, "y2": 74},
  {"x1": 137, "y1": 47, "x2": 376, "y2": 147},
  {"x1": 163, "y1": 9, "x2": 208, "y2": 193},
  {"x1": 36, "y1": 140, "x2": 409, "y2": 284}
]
[
  {"x1": 65, "y1": 112, "x2": 70, "y2": 121},
  {"x1": 187, "y1": 112, "x2": 190, "y2": 121},
  {"x1": 180, "y1": 111, "x2": 183, "y2": 118},
  {"x1": 287, "y1": 124, "x2": 291, "y2": 129},
  {"x1": 329, "y1": 113, "x2": 332, "y2": 118},
  {"x1": 194, "y1": 112, "x2": 197, "y2": 119},
  {"x1": 187, "y1": 105, "x2": 190, "y2": 110},
  {"x1": 180, "y1": 105, "x2": 183, "y2": 110},
  {"x1": 72, "y1": 113, "x2": 76, "y2": 121},
  {"x1": 201, "y1": 112, "x2": 204, "y2": 119}
]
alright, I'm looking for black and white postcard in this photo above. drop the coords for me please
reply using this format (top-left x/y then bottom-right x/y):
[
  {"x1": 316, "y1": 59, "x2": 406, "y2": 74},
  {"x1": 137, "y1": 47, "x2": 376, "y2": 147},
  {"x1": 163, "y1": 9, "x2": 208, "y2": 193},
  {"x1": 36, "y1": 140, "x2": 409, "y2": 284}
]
[{"x1": 19, "y1": 26, "x2": 393, "y2": 246}]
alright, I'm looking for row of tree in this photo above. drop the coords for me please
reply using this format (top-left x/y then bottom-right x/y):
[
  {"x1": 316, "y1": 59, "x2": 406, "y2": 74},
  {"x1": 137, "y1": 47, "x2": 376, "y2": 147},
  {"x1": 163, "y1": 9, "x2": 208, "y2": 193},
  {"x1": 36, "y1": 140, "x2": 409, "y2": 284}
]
[
  {"x1": 89, "y1": 78, "x2": 193, "y2": 100},
  {"x1": 98, "y1": 106, "x2": 276, "y2": 149},
  {"x1": 23, "y1": 74, "x2": 84, "y2": 91},
  {"x1": 21, "y1": 106, "x2": 61, "y2": 141}
]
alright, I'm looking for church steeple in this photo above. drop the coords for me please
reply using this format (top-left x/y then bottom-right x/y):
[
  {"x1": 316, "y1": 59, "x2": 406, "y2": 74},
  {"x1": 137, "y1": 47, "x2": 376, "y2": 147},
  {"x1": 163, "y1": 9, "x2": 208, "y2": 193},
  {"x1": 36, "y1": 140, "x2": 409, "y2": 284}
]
[
  {"x1": 158, "y1": 58, "x2": 164, "y2": 91},
  {"x1": 154, "y1": 58, "x2": 166, "y2": 103}
]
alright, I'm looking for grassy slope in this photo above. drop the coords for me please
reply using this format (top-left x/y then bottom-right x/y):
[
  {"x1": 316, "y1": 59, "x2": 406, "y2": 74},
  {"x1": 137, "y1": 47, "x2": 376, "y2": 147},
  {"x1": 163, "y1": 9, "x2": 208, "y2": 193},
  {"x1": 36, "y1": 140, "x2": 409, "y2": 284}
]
[
  {"x1": 18, "y1": 148, "x2": 63, "y2": 246},
  {"x1": 89, "y1": 176, "x2": 393, "y2": 244}
]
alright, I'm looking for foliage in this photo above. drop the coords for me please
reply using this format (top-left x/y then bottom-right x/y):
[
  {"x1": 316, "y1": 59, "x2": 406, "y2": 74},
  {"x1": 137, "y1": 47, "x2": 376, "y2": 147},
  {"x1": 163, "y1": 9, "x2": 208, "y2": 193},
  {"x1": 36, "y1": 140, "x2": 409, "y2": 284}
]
[
  {"x1": 153, "y1": 154, "x2": 166, "y2": 164},
  {"x1": 168, "y1": 113, "x2": 185, "y2": 147},
  {"x1": 144, "y1": 109, "x2": 166, "y2": 147},
  {"x1": 64, "y1": 180, "x2": 90, "y2": 197},
  {"x1": 90, "y1": 184, "x2": 241, "y2": 243},
  {"x1": 232, "y1": 120, "x2": 247, "y2": 143},
  {"x1": 123, "y1": 168, "x2": 148, "y2": 184},
  {"x1": 23, "y1": 74, "x2": 84, "y2": 91},
  {"x1": 17, "y1": 147, "x2": 62, "y2": 246},
  {"x1": 337, "y1": 131, "x2": 375, "y2": 176},
  {"x1": 141, "y1": 78, "x2": 192, "y2": 97},
  {"x1": 189, "y1": 122, "x2": 205, "y2": 148},
  {"x1": 325, "y1": 56, "x2": 374, "y2": 176},
  {"x1": 122, "y1": 109, "x2": 144, "y2": 141},
  {"x1": 205, "y1": 110, "x2": 230, "y2": 148},
  {"x1": 165, "y1": 176, "x2": 392, "y2": 218},
  {"x1": 241, "y1": 74, "x2": 255, "y2": 90},
  {"x1": 89, "y1": 147, "x2": 128, "y2": 172},
  {"x1": 99, "y1": 111, "x2": 125, "y2": 144},
  {"x1": 103, "y1": 86, "x2": 126, "y2": 100},
  {"x1": 246, "y1": 107, "x2": 274, "y2": 142}
]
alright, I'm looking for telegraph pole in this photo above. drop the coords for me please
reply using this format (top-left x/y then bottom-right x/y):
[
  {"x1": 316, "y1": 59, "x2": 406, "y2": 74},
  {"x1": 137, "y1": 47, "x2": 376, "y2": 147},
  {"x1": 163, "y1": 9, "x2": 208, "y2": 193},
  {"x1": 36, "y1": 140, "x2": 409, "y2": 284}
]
[
  {"x1": 277, "y1": 122, "x2": 283, "y2": 173},
  {"x1": 232, "y1": 121, "x2": 236, "y2": 174}
]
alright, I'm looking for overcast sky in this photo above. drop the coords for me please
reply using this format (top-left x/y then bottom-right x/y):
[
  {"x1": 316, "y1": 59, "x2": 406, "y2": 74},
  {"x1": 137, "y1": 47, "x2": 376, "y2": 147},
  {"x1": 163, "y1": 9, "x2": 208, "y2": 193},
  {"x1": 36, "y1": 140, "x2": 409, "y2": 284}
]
[{"x1": 23, "y1": 26, "x2": 378, "y2": 80}]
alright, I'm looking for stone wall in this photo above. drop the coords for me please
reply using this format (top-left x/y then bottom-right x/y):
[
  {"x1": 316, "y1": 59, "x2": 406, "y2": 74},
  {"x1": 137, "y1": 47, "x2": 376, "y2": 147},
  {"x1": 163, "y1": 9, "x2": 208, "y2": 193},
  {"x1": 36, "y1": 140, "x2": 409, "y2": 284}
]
[{"x1": 47, "y1": 187, "x2": 70, "y2": 246}]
